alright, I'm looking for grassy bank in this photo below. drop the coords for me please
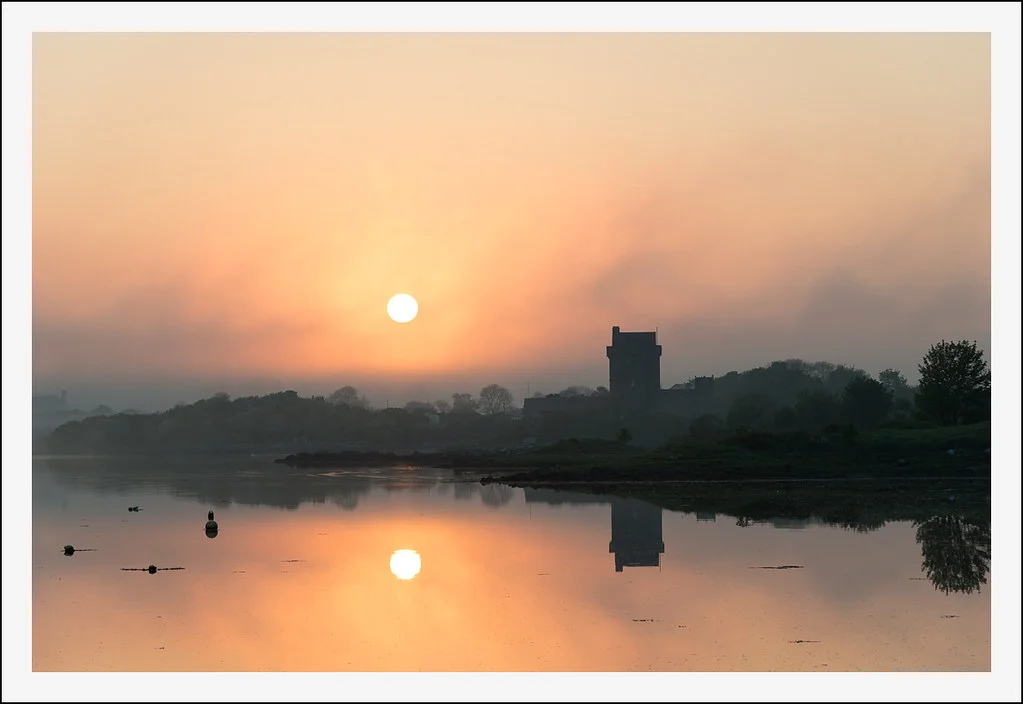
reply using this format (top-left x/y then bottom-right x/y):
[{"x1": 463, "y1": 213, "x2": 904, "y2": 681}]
[
  {"x1": 280, "y1": 422, "x2": 991, "y2": 483},
  {"x1": 472, "y1": 424, "x2": 992, "y2": 528}
]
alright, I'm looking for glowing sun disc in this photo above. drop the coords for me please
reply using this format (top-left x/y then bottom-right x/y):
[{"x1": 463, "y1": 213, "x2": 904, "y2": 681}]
[
  {"x1": 387, "y1": 294, "x2": 419, "y2": 323},
  {"x1": 390, "y1": 549, "x2": 422, "y2": 580}
]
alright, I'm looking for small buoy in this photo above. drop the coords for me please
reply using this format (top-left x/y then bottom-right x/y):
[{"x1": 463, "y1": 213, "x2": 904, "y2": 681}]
[
  {"x1": 205, "y1": 510, "x2": 218, "y2": 532},
  {"x1": 148, "y1": 564, "x2": 157, "y2": 574},
  {"x1": 63, "y1": 545, "x2": 75, "y2": 555}
]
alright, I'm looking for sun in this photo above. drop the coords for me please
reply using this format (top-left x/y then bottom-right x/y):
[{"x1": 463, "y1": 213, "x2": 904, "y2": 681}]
[
  {"x1": 389, "y1": 549, "x2": 422, "y2": 580},
  {"x1": 387, "y1": 293, "x2": 419, "y2": 323}
]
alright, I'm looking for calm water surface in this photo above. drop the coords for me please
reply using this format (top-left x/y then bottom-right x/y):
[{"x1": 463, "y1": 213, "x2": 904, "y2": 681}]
[{"x1": 32, "y1": 457, "x2": 990, "y2": 672}]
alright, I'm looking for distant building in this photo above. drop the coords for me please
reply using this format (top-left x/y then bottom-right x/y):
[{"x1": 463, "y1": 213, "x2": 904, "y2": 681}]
[
  {"x1": 606, "y1": 326, "x2": 662, "y2": 407},
  {"x1": 522, "y1": 326, "x2": 716, "y2": 421},
  {"x1": 608, "y1": 497, "x2": 665, "y2": 572},
  {"x1": 522, "y1": 392, "x2": 610, "y2": 418},
  {"x1": 695, "y1": 512, "x2": 717, "y2": 522}
]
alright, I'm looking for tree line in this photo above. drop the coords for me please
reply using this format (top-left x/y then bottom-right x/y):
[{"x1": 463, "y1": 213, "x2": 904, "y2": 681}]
[{"x1": 40, "y1": 339, "x2": 989, "y2": 454}]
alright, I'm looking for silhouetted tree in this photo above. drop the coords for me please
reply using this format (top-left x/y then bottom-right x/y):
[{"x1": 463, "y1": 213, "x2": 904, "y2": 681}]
[
  {"x1": 804, "y1": 360, "x2": 837, "y2": 383},
  {"x1": 773, "y1": 406, "x2": 797, "y2": 430},
  {"x1": 478, "y1": 384, "x2": 514, "y2": 415},
  {"x1": 617, "y1": 428, "x2": 633, "y2": 444},
  {"x1": 915, "y1": 340, "x2": 991, "y2": 426},
  {"x1": 793, "y1": 389, "x2": 840, "y2": 432},
  {"x1": 480, "y1": 483, "x2": 514, "y2": 508},
  {"x1": 328, "y1": 386, "x2": 369, "y2": 409},
  {"x1": 403, "y1": 400, "x2": 437, "y2": 415},
  {"x1": 594, "y1": 386, "x2": 609, "y2": 395},
  {"x1": 914, "y1": 516, "x2": 991, "y2": 595},
  {"x1": 824, "y1": 365, "x2": 869, "y2": 395},
  {"x1": 839, "y1": 518, "x2": 887, "y2": 533},
  {"x1": 332, "y1": 490, "x2": 363, "y2": 511},
  {"x1": 878, "y1": 368, "x2": 911, "y2": 397},
  {"x1": 451, "y1": 392, "x2": 479, "y2": 414},
  {"x1": 689, "y1": 414, "x2": 725, "y2": 440},
  {"x1": 560, "y1": 385, "x2": 594, "y2": 398},
  {"x1": 891, "y1": 397, "x2": 915, "y2": 421},
  {"x1": 727, "y1": 394, "x2": 772, "y2": 430},
  {"x1": 841, "y1": 376, "x2": 893, "y2": 429},
  {"x1": 434, "y1": 399, "x2": 451, "y2": 414}
]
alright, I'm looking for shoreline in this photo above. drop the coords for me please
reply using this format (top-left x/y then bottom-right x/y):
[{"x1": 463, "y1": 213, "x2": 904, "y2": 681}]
[{"x1": 491, "y1": 475, "x2": 992, "y2": 526}]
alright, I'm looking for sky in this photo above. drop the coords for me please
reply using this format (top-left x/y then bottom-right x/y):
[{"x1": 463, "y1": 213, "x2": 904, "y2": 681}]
[{"x1": 31, "y1": 32, "x2": 992, "y2": 410}]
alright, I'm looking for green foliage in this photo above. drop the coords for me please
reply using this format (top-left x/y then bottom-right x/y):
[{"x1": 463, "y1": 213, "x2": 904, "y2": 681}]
[
  {"x1": 869, "y1": 421, "x2": 990, "y2": 453},
  {"x1": 42, "y1": 340, "x2": 995, "y2": 457},
  {"x1": 841, "y1": 376, "x2": 893, "y2": 430},
  {"x1": 543, "y1": 437, "x2": 637, "y2": 456},
  {"x1": 727, "y1": 394, "x2": 773, "y2": 430},
  {"x1": 772, "y1": 406, "x2": 797, "y2": 430},
  {"x1": 841, "y1": 423, "x2": 859, "y2": 447},
  {"x1": 793, "y1": 389, "x2": 840, "y2": 432},
  {"x1": 878, "y1": 368, "x2": 912, "y2": 399},
  {"x1": 915, "y1": 340, "x2": 991, "y2": 426},
  {"x1": 689, "y1": 414, "x2": 725, "y2": 440},
  {"x1": 719, "y1": 429, "x2": 812, "y2": 453},
  {"x1": 44, "y1": 386, "x2": 526, "y2": 455}
]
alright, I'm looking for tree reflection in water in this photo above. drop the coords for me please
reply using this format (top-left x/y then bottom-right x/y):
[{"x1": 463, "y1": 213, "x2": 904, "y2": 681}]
[
  {"x1": 914, "y1": 515, "x2": 991, "y2": 595},
  {"x1": 480, "y1": 484, "x2": 514, "y2": 508}
]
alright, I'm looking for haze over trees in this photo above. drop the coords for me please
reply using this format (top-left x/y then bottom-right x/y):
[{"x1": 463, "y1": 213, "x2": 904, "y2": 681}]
[
  {"x1": 39, "y1": 341, "x2": 990, "y2": 455},
  {"x1": 328, "y1": 386, "x2": 370, "y2": 409},
  {"x1": 559, "y1": 385, "x2": 595, "y2": 398},
  {"x1": 878, "y1": 368, "x2": 911, "y2": 398},
  {"x1": 478, "y1": 384, "x2": 514, "y2": 415},
  {"x1": 451, "y1": 392, "x2": 479, "y2": 414},
  {"x1": 841, "y1": 376, "x2": 894, "y2": 430}
]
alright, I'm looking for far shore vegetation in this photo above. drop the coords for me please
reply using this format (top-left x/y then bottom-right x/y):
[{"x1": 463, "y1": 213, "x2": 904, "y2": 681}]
[{"x1": 37, "y1": 340, "x2": 991, "y2": 500}]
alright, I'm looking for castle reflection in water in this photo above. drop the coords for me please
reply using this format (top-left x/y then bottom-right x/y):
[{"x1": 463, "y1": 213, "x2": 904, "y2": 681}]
[{"x1": 524, "y1": 489, "x2": 665, "y2": 573}]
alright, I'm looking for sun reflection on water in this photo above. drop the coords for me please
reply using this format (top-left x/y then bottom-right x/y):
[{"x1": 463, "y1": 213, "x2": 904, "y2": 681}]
[{"x1": 389, "y1": 549, "x2": 422, "y2": 580}]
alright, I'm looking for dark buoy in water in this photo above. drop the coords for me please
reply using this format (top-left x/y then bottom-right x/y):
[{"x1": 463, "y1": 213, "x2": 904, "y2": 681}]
[
  {"x1": 205, "y1": 510, "x2": 218, "y2": 535},
  {"x1": 64, "y1": 544, "x2": 75, "y2": 556},
  {"x1": 148, "y1": 564, "x2": 158, "y2": 574}
]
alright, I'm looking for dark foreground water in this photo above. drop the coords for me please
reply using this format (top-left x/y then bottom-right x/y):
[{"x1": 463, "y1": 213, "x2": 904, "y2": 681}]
[{"x1": 32, "y1": 456, "x2": 990, "y2": 672}]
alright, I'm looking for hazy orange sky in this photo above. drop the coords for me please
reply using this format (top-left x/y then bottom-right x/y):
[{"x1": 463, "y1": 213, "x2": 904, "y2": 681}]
[{"x1": 32, "y1": 32, "x2": 991, "y2": 409}]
